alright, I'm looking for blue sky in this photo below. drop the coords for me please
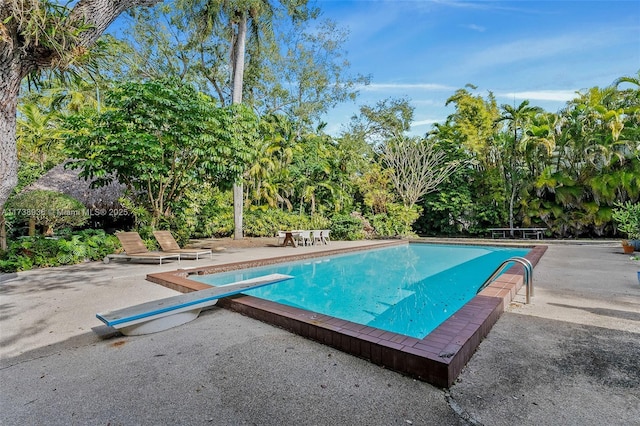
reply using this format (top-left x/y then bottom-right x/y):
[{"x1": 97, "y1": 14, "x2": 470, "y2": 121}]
[{"x1": 313, "y1": 0, "x2": 640, "y2": 135}]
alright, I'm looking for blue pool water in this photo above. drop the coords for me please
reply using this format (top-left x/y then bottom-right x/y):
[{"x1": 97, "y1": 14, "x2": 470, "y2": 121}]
[{"x1": 190, "y1": 244, "x2": 530, "y2": 339}]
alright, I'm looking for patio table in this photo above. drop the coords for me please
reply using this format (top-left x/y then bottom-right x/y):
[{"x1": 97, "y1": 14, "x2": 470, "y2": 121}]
[{"x1": 281, "y1": 231, "x2": 301, "y2": 247}]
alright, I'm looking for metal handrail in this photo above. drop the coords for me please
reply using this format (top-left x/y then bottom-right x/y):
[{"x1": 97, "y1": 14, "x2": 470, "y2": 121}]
[{"x1": 477, "y1": 257, "x2": 533, "y2": 303}]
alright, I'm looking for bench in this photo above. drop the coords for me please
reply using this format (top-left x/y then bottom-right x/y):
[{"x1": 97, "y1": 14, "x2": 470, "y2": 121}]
[
  {"x1": 96, "y1": 273, "x2": 293, "y2": 336},
  {"x1": 522, "y1": 229, "x2": 544, "y2": 239},
  {"x1": 488, "y1": 227, "x2": 546, "y2": 240}
]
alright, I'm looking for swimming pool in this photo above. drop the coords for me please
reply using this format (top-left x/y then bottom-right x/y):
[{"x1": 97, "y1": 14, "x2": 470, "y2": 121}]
[
  {"x1": 190, "y1": 244, "x2": 530, "y2": 339},
  {"x1": 147, "y1": 240, "x2": 546, "y2": 387}
]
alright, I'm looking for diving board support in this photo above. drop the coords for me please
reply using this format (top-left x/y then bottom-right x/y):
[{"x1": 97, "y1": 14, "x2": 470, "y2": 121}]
[{"x1": 96, "y1": 273, "x2": 293, "y2": 336}]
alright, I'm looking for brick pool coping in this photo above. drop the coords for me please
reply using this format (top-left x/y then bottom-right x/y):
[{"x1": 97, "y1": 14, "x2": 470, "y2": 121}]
[{"x1": 147, "y1": 241, "x2": 547, "y2": 388}]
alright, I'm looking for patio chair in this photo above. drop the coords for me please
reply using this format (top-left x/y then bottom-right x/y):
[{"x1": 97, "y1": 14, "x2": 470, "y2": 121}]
[
  {"x1": 295, "y1": 230, "x2": 312, "y2": 246},
  {"x1": 276, "y1": 230, "x2": 287, "y2": 245},
  {"x1": 313, "y1": 229, "x2": 330, "y2": 245},
  {"x1": 153, "y1": 230, "x2": 213, "y2": 260},
  {"x1": 104, "y1": 232, "x2": 180, "y2": 264},
  {"x1": 311, "y1": 230, "x2": 330, "y2": 245}
]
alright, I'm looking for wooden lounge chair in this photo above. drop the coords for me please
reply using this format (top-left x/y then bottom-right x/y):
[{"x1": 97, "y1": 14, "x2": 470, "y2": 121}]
[
  {"x1": 104, "y1": 232, "x2": 180, "y2": 264},
  {"x1": 153, "y1": 230, "x2": 212, "y2": 260}
]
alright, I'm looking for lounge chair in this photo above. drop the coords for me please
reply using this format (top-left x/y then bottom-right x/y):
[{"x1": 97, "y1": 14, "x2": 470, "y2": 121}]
[
  {"x1": 153, "y1": 230, "x2": 212, "y2": 260},
  {"x1": 104, "y1": 232, "x2": 180, "y2": 264}
]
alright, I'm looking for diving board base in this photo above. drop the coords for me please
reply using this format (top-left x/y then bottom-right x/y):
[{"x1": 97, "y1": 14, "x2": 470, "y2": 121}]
[{"x1": 117, "y1": 306, "x2": 210, "y2": 336}]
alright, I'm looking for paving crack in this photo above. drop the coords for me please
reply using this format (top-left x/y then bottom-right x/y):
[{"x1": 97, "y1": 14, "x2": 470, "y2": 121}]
[{"x1": 444, "y1": 390, "x2": 484, "y2": 426}]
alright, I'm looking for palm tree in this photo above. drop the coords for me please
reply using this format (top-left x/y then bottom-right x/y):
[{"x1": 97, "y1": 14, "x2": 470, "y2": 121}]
[
  {"x1": 614, "y1": 71, "x2": 640, "y2": 111},
  {"x1": 246, "y1": 115, "x2": 299, "y2": 209},
  {"x1": 528, "y1": 81, "x2": 640, "y2": 237},
  {"x1": 614, "y1": 71, "x2": 640, "y2": 90},
  {"x1": 523, "y1": 112, "x2": 557, "y2": 177},
  {"x1": 497, "y1": 100, "x2": 543, "y2": 235},
  {"x1": 16, "y1": 102, "x2": 64, "y2": 169}
]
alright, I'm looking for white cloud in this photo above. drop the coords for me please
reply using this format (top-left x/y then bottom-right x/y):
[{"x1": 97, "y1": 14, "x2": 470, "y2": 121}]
[
  {"x1": 464, "y1": 24, "x2": 486, "y2": 32},
  {"x1": 412, "y1": 118, "x2": 443, "y2": 127}
]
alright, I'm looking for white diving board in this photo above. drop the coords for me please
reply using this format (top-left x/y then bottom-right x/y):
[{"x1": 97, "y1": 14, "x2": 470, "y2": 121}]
[{"x1": 96, "y1": 273, "x2": 293, "y2": 336}]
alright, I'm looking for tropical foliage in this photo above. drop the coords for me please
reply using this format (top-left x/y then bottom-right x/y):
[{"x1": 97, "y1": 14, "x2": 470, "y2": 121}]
[
  {"x1": 64, "y1": 78, "x2": 259, "y2": 227},
  {"x1": 0, "y1": 229, "x2": 120, "y2": 272}
]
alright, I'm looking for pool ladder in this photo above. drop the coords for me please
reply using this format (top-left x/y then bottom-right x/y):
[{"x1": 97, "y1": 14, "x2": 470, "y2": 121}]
[{"x1": 477, "y1": 257, "x2": 534, "y2": 304}]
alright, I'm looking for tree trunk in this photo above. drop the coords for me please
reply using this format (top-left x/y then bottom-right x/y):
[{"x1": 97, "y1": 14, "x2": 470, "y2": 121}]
[
  {"x1": 232, "y1": 15, "x2": 248, "y2": 240},
  {"x1": 233, "y1": 183, "x2": 244, "y2": 240},
  {"x1": 232, "y1": 15, "x2": 247, "y2": 105},
  {"x1": 509, "y1": 185, "x2": 516, "y2": 237},
  {"x1": 0, "y1": 56, "x2": 22, "y2": 251},
  {"x1": 29, "y1": 217, "x2": 36, "y2": 237},
  {"x1": 0, "y1": 78, "x2": 19, "y2": 212}
]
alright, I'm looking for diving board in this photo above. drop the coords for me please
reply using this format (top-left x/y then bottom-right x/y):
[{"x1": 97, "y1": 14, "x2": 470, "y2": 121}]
[{"x1": 96, "y1": 273, "x2": 293, "y2": 336}]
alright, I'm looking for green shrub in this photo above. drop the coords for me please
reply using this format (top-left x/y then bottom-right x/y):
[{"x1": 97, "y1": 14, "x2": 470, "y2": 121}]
[
  {"x1": 191, "y1": 190, "x2": 234, "y2": 238},
  {"x1": 166, "y1": 224, "x2": 192, "y2": 247},
  {"x1": 330, "y1": 214, "x2": 365, "y2": 240},
  {"x1": 200, "y1": 211, "x2": 234, "y2": 237},
  {"x1": 0, "y1": 229, "x2": 120, "y2": 272},
  {"x1": 134, "y1": 225, "x2": 159, "y2": 250},
  {"x1": 416, "y1": 189, "x2": 474, "y2": 236},
  {"x1": 191, "y1": 203, "x2": 332, "y2": 239},
  {"x1": 308, "y1": 214, "x2": 332, "y2": 230},
  {"x1": 118, "y1": 197, "x2": 153, "y2": 230},
  {"x1": 612, "y1": 201, "x2": 640, "y2": 240},
  {"x1": 243, "y1": 209, "x2": 330, "y2": 237},
  {"x1": 371, "y1": 214, "x2": 399, "y2": 237},
  {"x1": 15, "y1": 161, "x2": 49, "y2": 194},
  {"x1": 370, "y1": 204, "x2": 420, "y2": 237},
  {"x1": 0, "y1": 251, "x2": 33, "y2": 272}
]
